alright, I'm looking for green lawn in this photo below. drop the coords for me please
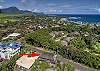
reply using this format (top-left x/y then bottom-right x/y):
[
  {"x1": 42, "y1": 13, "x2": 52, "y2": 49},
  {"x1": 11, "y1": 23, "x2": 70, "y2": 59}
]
[
  {"x1": 94, "y1": 42, "x2": 100, "y2": 50},
  {"x1": 31, "y1": 60, "x2": 50, "y2": 71},
  {"x1": 94, "y1": 42, "x2": 100, "y2": 53}
]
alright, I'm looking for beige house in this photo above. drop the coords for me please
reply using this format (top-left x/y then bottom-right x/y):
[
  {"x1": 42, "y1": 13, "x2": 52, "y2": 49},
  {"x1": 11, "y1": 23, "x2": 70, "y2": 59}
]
[{"x1": 16, "y1": 55, "x2": 39, "y2": 70}]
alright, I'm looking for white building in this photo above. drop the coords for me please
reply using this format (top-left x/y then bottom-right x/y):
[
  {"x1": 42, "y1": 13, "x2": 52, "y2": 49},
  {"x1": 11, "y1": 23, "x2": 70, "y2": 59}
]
[
  {"x1": 0, "y1": 42, "x2": 22, "y2": 59},
  {"x1": 2, "y1": 33, "x2": 21, "y2": 40},
  {"x1": 8, "y1": 33, "x2": 20, "y2": 37}
]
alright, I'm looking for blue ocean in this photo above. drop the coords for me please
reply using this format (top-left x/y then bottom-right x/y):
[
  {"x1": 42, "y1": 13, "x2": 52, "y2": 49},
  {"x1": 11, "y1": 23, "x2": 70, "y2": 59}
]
[{"x1": 50, "y1": 14, "x2": 100, "y2": 24}]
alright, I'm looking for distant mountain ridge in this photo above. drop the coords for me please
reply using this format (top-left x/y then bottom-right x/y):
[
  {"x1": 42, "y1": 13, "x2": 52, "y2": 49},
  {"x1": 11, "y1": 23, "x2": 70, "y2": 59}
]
[{"x1": 0, "y1": 7, "x2": 44, "y2": 15}]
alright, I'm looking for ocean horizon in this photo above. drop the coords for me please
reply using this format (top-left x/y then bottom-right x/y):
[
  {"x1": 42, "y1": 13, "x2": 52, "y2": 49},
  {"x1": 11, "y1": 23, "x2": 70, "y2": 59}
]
[{"x1": 48, "y1": 14, "x2": 100, "y2": 24}]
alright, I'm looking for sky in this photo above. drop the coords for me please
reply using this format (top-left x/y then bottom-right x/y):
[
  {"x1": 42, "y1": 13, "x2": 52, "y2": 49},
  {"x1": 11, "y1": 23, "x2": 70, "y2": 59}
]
[{"x1": 0, "y1": 0, "x2": 100, "y2": 14}]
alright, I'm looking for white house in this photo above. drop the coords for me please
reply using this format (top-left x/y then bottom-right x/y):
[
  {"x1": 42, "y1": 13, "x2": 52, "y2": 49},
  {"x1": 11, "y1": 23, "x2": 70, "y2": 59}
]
[
  {"x1": 8, "y1": 33, "x2": 20, "y2": 37},
  {"x1": 0, "y1": 42, "x2": 22, "y2": 59},
  {"x1": 2, "y1": 33, "x2": 21, "y2": 40}
]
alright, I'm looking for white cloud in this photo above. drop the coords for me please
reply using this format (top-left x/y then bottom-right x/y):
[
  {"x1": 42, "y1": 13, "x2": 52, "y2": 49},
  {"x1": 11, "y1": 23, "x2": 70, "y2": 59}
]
[
  {"x1": 59, "y1": 10, "x2": 63, "y2": 13},
  {"x1": 96, "y1": 8, "x2": 100, "y2": 13},
  {"x1": 47, "y1": 3, "x2": 56, "y2": 6},
  {"x1": 0, "y1": 6, "x2": 3, "y2": 9},
  {"x1": 33, "y1": 9, "x2": 40, "y2": 12},
  {"x1": 0, "y1": 0, "x2": 5, "y2": 3},
  {"x1": 49, "y1": 9, "x2": 57, "y2": 12},
  {"x1": 59, "y1": 5, "x2": 71, "y2": 8},
  {"x1": 21, "y1": 0, "x2": 27, "y2": 3},
  {"x1": 21, "y1": 0, "x2": 29, "y2": 6}
]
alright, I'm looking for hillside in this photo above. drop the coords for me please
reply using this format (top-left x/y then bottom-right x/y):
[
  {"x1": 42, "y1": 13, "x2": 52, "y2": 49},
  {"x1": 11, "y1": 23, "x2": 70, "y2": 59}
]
[{"x1": 0, "y1": 7, "x2": 44, "y2": 16}]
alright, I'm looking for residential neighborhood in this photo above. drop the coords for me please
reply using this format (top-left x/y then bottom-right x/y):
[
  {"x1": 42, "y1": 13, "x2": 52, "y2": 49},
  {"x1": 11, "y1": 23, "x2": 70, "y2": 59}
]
[
  {"x1": 0, "y1": 2, "x2": 100, "y2": 71},
  {"x1": 0, "y1": 42, "x2": 21, "y2": 59}
]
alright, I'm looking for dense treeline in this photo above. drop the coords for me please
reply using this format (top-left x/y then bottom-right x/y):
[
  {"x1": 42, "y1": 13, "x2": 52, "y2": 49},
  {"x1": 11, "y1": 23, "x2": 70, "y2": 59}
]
[
  {"x1": 69, "y1": 36, "x2": 96, "y2": 50},
  {"x1": 26, "y1": 28, "x2": 100, "y2": 69},
  {"x1": 0, "y1": 56, "x2": 19, "y2": 71},
  {"x1": 26, "y1": 29, "x2": 61, "y2": 51},
  {"x1": 50, "y1": 24, "x2": 100, "y2": 34},
  {"x1": 50, "y1": 24, "x2": 100, "y2": 51},
  {"x1": 58, "y1": 47, "x2": 100, "y2": 69}
]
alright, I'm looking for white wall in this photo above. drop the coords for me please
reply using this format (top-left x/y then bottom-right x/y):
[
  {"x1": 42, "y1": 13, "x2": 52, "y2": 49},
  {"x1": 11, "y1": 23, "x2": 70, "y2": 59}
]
[
  {"x1": 0, "y1": 52, "x2": 5, "y2": 59},
  {"x1": 0, "y1": 47, "x2": 20, "y2": 59}
]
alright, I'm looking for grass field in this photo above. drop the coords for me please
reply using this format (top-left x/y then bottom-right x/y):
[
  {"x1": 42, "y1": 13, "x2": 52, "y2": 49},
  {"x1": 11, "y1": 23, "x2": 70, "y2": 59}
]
[{"x1": 0, "y1": 13, "x2": 33, "y2": 17}]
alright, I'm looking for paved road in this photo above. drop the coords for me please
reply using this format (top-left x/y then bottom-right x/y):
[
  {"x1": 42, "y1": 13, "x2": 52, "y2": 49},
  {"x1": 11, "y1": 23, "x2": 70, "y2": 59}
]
[
  {"x1": 32, "y1": 47, "x2": 98, "y2": 71},
  {"x1": 62, "y1": 58, "x2": 97, "y2": 71}
]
